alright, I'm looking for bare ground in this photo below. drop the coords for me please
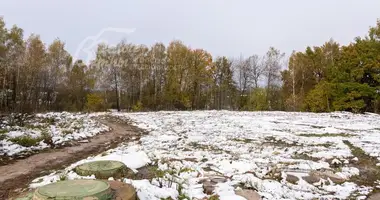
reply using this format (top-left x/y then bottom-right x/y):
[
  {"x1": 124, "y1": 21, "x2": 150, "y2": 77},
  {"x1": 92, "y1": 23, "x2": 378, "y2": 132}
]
[{"x1": 0, "y1": 117, "x2": 142, "y2": 199}]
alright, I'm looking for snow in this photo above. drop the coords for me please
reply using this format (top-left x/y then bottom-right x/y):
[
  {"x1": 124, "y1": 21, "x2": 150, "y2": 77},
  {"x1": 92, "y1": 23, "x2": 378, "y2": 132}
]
[
  {"x1": 84, "y1": 149, "x2": 151, "y2": 169},
  {"x1": 29, "y1": 111, "x2": 380, "y2": 199},
  {"x1": 0, "y1": 112, "x2": 109, "y2": 157},
  {"x1": 125, "y1": 179, "x2": 179, "y2": 200},
  {"x1": 331, "y1": 158, "x2": 342, "y2": 165}
]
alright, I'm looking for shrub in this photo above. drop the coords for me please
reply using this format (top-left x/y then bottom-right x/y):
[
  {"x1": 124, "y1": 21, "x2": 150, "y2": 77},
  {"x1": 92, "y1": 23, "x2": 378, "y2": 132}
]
[
  {"x1": 10, "y1": 135, "x2": 42, "y2": 147},
  {"x1": 132, "y1": 101, "x2": 143, "y2": 112},
  {"x1": 85, "y1": 93, "x2": 106, "y2": 112}
]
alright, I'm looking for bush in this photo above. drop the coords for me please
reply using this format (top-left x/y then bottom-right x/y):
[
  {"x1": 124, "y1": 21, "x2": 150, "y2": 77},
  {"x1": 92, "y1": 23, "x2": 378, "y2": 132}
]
[
  {"x1": 247, "y1": 88, "x2": 268, "y2": 111},
  {"x1": 0, "y1": 130, "x2": 7, "y2": 140},
  {"x1": 332, "y1": 83, "x2": 376, "y2": 113},
  {"x1": 132, "y1": 101, "x2": 143, "y2": 112},
  {"x1": 304, "y1": 82, "x2": 333, "y2": 112},
  {"x1": 10, "y1": 135, "x2": 43, "y2": 147},
  {"x1": 85, "y1": 93, "x2": 106, "y2": 112}
]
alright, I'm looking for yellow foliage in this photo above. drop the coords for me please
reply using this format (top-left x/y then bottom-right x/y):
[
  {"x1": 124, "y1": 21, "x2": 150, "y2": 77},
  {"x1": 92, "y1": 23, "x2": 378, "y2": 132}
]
[
  {"x1": 85, "y1": 93, "x2": 105, "y2": 111},
  {"x1": 132, "y1": 101, "x2": 143, "y2": 112}
]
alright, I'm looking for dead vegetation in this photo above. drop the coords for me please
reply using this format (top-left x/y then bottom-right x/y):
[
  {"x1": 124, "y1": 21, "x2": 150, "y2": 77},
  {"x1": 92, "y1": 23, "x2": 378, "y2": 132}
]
[
  {"x1": 343, "y1": 140, "x2": 380, "y2": 195},
  {"x1": 298, "y1": 133, "x2": 355, "y2": 137}
]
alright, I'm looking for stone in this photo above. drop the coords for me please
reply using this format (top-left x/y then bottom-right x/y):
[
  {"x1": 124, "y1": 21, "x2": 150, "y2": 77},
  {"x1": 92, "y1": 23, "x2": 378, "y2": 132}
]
[
  {"x1": 200, "y1": 176, "x2": 228, "y2": 195},
  {"x1": 210, "y1": 176, "x2": 227, "y2": 183},
  {"x1": 202, "y1": 180, "x2": 216, "y2": 195},
  {"x1": 310, "y1": 170, "x2": 346, "y2": 184},
  {"x1": 303, "y1": 175, "x2": 321, "y2": 184},
  {"x1": 286, "y1": 174, "x2": 299, "y2": 184},
  {"x1": 235, "y1": 189, "x2": 261, "y2": 200},
  {"x1": 108, "y1": 181, "x2": 137, "y2": 200}
]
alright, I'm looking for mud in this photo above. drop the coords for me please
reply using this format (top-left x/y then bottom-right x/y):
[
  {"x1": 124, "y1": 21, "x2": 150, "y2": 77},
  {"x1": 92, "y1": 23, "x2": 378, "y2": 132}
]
[{"x1": 0, "y1": 117, "x2": 142, "y2": 199}]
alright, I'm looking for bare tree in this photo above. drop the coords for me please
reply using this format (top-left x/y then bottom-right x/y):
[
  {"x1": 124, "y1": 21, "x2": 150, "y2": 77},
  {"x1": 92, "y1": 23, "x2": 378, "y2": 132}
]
[
  {"x1": 246, "y1": 54, "x2": 264, "y2": 89},
  {"x1": 233, "y1": 55, "x2": 251, "y2": 109},
  {"x1": 263, "y1": 47, "x2": 285, "y2": 110}
]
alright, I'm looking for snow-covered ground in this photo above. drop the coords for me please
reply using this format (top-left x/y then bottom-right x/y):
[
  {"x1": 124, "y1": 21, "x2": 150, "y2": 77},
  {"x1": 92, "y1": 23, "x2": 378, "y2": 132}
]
[
  {"x1": 0, "y1": 112, "x2": 109, "y2": 157},
  {"x1": 30, "y1": 111, "x2": 380, "y2": 199}
]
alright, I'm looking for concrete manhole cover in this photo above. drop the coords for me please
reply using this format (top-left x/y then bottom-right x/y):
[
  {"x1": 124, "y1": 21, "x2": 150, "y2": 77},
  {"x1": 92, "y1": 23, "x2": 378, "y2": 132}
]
[
  {"x1": 75, "y1": 160, "x2": 132, "y2": 179},
  {"x1": 33, "y1": 179, "x2": 112, "y2": 200}
]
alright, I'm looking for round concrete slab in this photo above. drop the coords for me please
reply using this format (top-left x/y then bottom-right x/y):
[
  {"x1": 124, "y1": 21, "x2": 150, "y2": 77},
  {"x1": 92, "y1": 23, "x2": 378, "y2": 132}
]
[
  {"x1": 75, "y1": 160, "x2": 130, "y2": 179},
  {"x1": 33, "y1": 180, "x2": 112, "y2": 200}
]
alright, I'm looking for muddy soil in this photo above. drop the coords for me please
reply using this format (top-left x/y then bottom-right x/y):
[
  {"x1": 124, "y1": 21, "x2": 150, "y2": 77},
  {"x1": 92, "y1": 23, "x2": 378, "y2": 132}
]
[{"x1": 0, "y1": 117, "x2": 142, "y2": 199}]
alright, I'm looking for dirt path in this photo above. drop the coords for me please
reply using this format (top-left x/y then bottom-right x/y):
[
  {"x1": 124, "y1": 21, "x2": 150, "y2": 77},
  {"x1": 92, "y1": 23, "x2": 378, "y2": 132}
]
[{"x1": 0, "y1": 118, "x2": 141, "y2": 199}]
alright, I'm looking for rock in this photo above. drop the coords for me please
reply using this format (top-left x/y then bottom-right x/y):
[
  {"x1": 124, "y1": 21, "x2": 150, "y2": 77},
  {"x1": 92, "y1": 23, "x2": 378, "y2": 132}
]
[
  {"x1": 286, "y1": 174, "x2": 299, "y2": 184},
  {"x1": 303, "y1": 175, "x2": 321, "y2": 184},
  {"x1": 203, "y1": 180, "x2": 216, "y2": 195},
  {"x1": 201, "y1": 176, "x2": 228, "y2": 195},
  {"x1": 210, "y1": 176, "x2": 227, "y2": 183},
  {"x1": 309, "y1": 170, "x2": 346, "y2": 184},
  {"x1": 108, "y1": 181, "x2": 137, "y2": 200},
  {"x1": 235, "y1": 189, "x2": 261, "y2": 200},
  {"x1": 134, "y1": 165, "x2": 161, "y2": 180}
]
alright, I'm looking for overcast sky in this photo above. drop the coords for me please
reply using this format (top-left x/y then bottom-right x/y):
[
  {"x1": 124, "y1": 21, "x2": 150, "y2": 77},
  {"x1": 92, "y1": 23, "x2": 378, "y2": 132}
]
[{"x1": 1, "y1": 0, "x2": 380, "y2": 62}]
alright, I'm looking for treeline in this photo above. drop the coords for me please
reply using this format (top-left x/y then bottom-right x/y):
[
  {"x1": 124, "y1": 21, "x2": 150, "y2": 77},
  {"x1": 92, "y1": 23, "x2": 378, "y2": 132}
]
[
  {"x1": 0, "y1": 17, "x2": 97, "y2": 112},
  {"x1": 93, "y1": 43, "x2": 284, "y2": 111},
  {"x1": 282, "y1": 20, "x2": 380, "y2": 113},
  {"x1": 0, "y1": 16, "x2": 379, "y2": 113}
]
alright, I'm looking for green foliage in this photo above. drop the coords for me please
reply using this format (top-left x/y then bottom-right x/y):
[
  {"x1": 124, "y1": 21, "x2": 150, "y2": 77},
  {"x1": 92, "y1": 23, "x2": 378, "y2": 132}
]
[
  {"x1": 59, "y1": 173, "x2": 68, "y2": 181},
  {"x1": 132, "y1": 101, "x2": 143, "y2": 112},
  {"x1": 85, "y1": 93, "x2": 105, "y2": 111},
  {"x1": 283, "y1": 20, "x2": 380, "y2": 113},
  {"x1": 1, "y1": 15, "x2": 380, "y2": 113},
  {"x1": 332, "y1": 83, "x2": 376, "y2": 113},
  {"x1": 304, "y1": 82, "x2": 334, "y2": 112},
  {"x1": 9, "y1": 135, "x2": 43, "y2": 147},
  {"x1": 0, "y1": 130, "x2": 7, "y2": 140},
  {"x1": 209, "y1": 195, "x2": 220, "y2": 200},
  {"x1": 247, "y1": 88, "x2": 267, "y2": 111},
  {"x1": 61, "y1": 129, "x2": 73, "y2": 135},
  {"x1": 178, "y1": 194, "x2": 190, "y2": 200},
  {"x1": 0, "y1": 129, "x2": 8, "y2": 134}
]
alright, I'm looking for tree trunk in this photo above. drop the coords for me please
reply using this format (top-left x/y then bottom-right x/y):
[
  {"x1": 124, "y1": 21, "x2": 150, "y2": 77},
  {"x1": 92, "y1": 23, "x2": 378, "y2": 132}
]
[{"x1": 114, "y1": 68, "x2": 120, "y2": 111}]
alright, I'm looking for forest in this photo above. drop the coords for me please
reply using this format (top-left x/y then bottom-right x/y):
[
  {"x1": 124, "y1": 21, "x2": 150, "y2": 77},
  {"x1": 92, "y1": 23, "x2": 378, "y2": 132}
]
[{"x1": 0, "y1": 17, "x2": 379, "y2": 113}]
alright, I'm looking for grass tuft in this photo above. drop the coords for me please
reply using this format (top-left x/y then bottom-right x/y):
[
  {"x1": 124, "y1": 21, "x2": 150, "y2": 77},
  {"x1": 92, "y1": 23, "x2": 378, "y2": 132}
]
[
  {"x1": 10, "y1": 136, "x2": 43, "y2": 147},
  {"x1": 232, "y1": 138, "x2": 254, "y2": 143}
]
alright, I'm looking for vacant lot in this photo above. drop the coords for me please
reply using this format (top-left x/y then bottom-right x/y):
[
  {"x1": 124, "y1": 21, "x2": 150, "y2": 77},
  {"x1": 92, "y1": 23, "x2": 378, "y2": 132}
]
[{"x1": 13, "y1": 111, "x2": 380, "y2": 199}]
